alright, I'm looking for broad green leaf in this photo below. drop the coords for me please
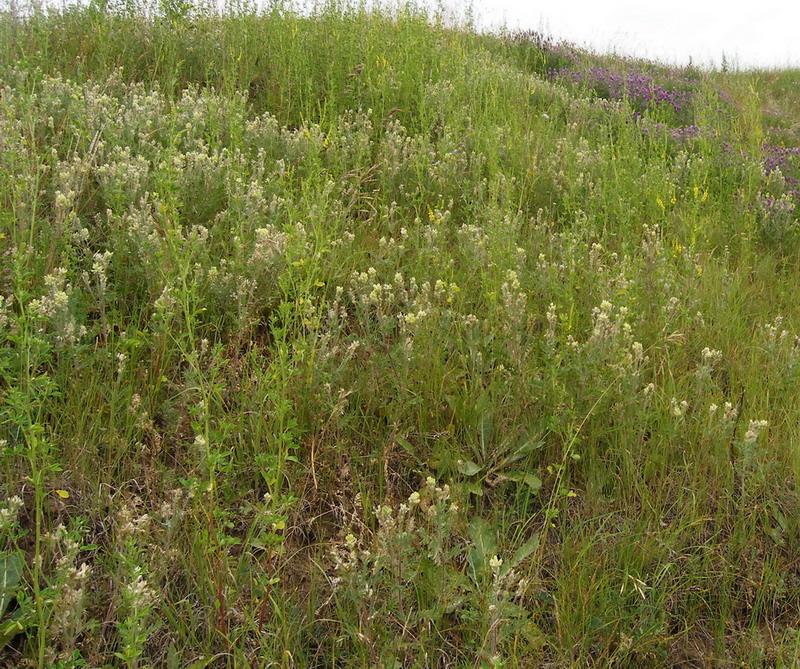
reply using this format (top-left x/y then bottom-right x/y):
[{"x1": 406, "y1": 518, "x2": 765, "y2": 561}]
[
  {"x1": 467, "y1": 517, "x2": 497, "y2": 578},
  {"x1": 0, "y1": 607, "x2": 32, "y2": 647},
  {"x1": 463, "y1": 482, "x2": 484, "y2": 496},
  {"x1": 506, "y1": 470, "x2": 542, "y2": 494},
  {"x1": 0, "y1": 552, "x2": 23, "y2": 617},
  {"x1": 457, "y1": 460, "x2": 482, "y2": 476},
  {"x1": 502, "y1": 438, "x2": 545, "y2": 467},
  {"x1": 395, "y1": 437, "x2": 415, "y2": 454},
  {"x1": 510, "y1": 534, "x2": 540, "y2": 568}
]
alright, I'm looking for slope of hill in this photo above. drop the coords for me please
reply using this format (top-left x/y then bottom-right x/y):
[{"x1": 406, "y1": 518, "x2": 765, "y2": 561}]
[{"x1": 1, "y1": 2, "x2": 799, "y2": 666}]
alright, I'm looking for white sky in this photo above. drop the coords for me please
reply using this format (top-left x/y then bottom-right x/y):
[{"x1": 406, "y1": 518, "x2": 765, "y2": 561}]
[{"x1": 462, "y1": 0, "x2": 800, "y2": 69}]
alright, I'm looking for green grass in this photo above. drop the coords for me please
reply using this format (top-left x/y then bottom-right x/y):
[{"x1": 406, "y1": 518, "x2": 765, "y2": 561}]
[{"x1": 1, "y1": 1, "x2": 800, "y2": 666}]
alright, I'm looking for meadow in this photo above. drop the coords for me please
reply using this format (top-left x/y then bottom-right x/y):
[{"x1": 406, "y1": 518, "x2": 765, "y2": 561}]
[{"x1": 1, "y1": 1, "x2": 800, "y2": 666}]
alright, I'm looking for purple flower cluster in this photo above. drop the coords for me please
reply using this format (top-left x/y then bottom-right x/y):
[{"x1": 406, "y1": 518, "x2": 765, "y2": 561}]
[
  {"x1": 757, "y1": 145, "x2": 800, "y2": 238},
  {"x1": 536, "y1": 50, "x2": 800, "y2": 240},
  {"x1": 668, "y1": 124, "x2": 702, "y2": 141},
  {"x1": 762, "y1": 143, "x2": 800, "y2": 196},
  {"x1": 728, "y1": 143, "x2": 800, "y2": 235},
  {"x1": 639, "y1": 121, "x2": 706, "y2": 143},
  {"x1": 758, "y1": 195, "x2": 796, "y2": 213},
  {"x1": 550, "y1": 65, "x2": 700, "y2": 123}
]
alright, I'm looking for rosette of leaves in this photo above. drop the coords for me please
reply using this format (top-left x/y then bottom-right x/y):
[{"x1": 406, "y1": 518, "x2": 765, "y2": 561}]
[{"x1": 448, "y1": 392, "x2": 544, "y2": 498}]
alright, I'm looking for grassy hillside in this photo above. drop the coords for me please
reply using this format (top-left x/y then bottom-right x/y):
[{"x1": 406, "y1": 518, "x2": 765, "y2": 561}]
[{"x1": 1, "y1": 2, "x2": 800, "y2": 666}]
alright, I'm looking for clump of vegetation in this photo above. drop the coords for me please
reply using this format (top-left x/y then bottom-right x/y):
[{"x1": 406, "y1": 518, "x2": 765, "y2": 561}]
[{"x1": 1, "y1": 0, "x2": 800, "y2": 666}]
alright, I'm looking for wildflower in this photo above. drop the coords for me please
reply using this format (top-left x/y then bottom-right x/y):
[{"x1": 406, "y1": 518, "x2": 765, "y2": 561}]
[
  {"x1": 28, "y1": 268, "x2": 85, "y2": 346},
  {"x1": 590, "y1": 300, "x2": 618, "y2": 341},
  {"x1": 670, "y1": 397, "x2": 688, "y2": 418},
  {"x1": 117, "y1": 502, "x2": 151, "y2": 540},
  {"x1": 250, "y1": 225, "x2": 287, "y2": 267},
  {"x1": 126, "y1": 569, "x2": 157, "y2": 611},
  {"x1": 744, "y1": 420, "x2": 768, "y2": 445},
  {"x1": 91, "y1": 250, "x2": 113, "y2": 292},
  {"x1": 697, "y1": 347, "x2": 722, "y2": 380},
  {"x1": 546, "y1": 303, "x2": 557, "y2": 340},
  {"x1": 662, "y1": 296, "x2": 680, "y2": 317},
  {"x1": 153, "y1": 285, "x2": 176, "y2": 314},
  {"x1": 722, "y1": 402, "x2": 739, "y2": 425},
  {"x1": 72, "y1": 227, "x2": 89, "y2": 244},
  {"x1": 0, "y1": 295, "x2": 13, "y2": 330},
  {"x1": 116, "y1": 352, "x2": 127, "y2": 378},
  {"x1": 0, "y1": 495, "x2": 24, "y2": 531},
  {"x1": 628, "y1": 341, "x2": 645, "y2": 366}
]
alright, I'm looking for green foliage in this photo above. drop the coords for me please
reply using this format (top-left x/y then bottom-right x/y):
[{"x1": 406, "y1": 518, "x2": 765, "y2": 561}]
[{"x1": 0, "y1": 0, "x2": 799, "y2": 666}]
